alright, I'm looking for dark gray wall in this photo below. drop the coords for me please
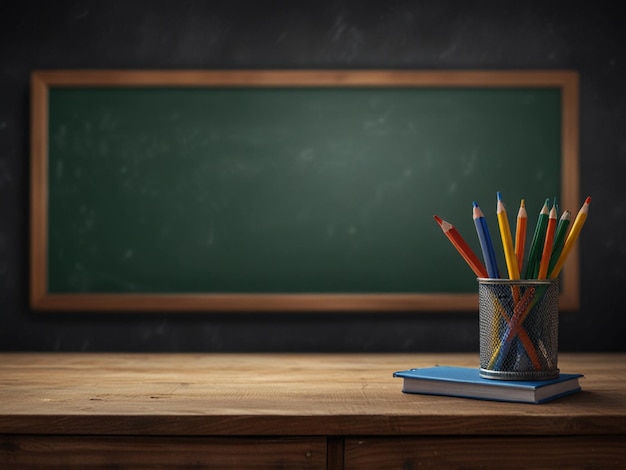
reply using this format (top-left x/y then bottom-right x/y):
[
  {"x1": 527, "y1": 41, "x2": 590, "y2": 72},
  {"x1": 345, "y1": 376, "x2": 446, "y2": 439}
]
[{"x1": 1, "y1": 0, "x2": 624, "y2": 352}]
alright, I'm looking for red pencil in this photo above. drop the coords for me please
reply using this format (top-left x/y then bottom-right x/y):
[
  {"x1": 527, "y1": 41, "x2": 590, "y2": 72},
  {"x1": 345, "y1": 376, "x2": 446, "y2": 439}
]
[
  {"x1": 514, "y1": 199, "x2": 527, "y2": 274},
  {"x1": 434, "y1": 215, "x2": 488, "y2": 278}
]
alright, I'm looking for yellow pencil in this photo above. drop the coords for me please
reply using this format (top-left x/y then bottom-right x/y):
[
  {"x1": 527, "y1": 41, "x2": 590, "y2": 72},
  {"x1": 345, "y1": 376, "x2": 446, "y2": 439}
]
[
  {"x1": 549, "y1": 197, "x2": 591, "y2": 279},
  {"x1": 496, "y1": 192, "x2": 520, "y2": 280}
]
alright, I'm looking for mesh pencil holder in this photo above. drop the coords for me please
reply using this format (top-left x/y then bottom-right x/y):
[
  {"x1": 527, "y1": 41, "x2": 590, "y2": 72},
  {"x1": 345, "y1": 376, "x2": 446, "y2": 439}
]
[{"x1": 478, "y1": 278, "x2": 560, "y2": 381}]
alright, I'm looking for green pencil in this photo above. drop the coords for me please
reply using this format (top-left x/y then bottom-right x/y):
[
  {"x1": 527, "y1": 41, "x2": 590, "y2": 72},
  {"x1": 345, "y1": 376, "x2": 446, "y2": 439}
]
[
  {"x1": 548, "y1": 210, "x2": 572, "y2": 275},
  {"x1": 523, "y1": 198, "x2": 550, "y2": 279},
  {"x1": 533, "y1": 197, "x2": 559, "y2": 279}
]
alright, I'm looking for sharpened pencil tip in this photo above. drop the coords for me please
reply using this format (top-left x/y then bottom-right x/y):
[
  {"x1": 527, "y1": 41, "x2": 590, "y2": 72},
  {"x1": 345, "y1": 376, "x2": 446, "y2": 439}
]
[
  {"x1": 472, "y1": 201, "x2": 478, "y2": 207},
  {"x1": 585, "y1": 196, "x2": 591, "y2": 204},
  {"x1": 549, "y1": 205, "x2": 557, "y2": 217},
  {"x1": 497, "y1": 191, "x2": 503, "y2": 201},
  {"x1": 433, "y1": 215, "x2": 443, "y2": 224}
]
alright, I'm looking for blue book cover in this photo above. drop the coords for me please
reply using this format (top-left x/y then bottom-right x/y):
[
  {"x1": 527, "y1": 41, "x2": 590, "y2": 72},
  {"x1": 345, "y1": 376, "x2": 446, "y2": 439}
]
[{"x1": 393, "y1": 366, "x2": 583, "y2": 404}]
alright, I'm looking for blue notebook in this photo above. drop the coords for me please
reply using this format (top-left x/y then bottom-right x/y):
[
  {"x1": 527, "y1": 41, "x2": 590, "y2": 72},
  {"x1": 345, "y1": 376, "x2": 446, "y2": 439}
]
[{"x1": 393, "y1": 366, "x2": 583, "y2": 404}]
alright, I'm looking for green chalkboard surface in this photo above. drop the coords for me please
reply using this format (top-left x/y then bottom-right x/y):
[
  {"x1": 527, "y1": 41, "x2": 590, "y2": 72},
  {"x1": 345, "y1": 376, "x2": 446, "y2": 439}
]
[{"x1": 31, "y1": 70, "x2": 580, "y2": 311}]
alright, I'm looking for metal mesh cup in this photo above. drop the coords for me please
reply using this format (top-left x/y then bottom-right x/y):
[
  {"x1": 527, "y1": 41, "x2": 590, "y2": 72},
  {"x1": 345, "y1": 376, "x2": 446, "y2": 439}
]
[{"x1": 478, "y1": 278, "x2": 559, "y2": 380}]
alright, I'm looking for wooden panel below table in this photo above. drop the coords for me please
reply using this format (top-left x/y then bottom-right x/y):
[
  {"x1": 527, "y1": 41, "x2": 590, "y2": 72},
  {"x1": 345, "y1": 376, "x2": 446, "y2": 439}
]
[
  {"x1": 0, "y1": 436, "x2": 327, "y2": 469},
  {"x1": 344, "y1": 436, "x2": 626, "y2": 469}
]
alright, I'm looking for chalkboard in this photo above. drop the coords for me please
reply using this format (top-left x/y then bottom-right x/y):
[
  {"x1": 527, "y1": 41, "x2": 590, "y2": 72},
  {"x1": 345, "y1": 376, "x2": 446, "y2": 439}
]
[{"x1": 30, "y1": 70, "x2": 579, "y2": 311}]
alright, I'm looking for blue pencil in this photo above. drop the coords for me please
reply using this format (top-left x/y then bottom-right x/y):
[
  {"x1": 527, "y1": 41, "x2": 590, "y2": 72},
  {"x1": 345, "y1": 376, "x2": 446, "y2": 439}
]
[{"x1": 472, "y1": 201, "x2": 500, "y2": 279}]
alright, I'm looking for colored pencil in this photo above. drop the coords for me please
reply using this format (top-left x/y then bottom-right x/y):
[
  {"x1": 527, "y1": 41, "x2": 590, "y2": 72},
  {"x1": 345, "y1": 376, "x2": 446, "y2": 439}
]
[
  {"x1": 537, "y1": 203, "x2": 558, "y2": 279},
  {"x1": 533, "y1": 198, "x2": 558, "y2": 278},
  {"x1": 489, "y1": 285, "x2": 541, "y2": 370},
  {"x1": 434, "y1": 215, "x2": 488, "y2": 278},
  {"x1": 522, "y1": 198, "x2": 550, "y2": 279},
  {"x1": 549, "y1": 197, "x2": 591, "y2": 279},
  {"x1": 472, "y1": 201, "x2": 500, "y2": 279},
  {"x1": 514, "y1": 199, "x2": 527, "y2": 275},
  {"x1": 490, "y1": 293, "x2": 542, "y2": 370},
  {"x1": 548, "y1": 210, "x2": 572, "y2": 275},
  {"x1": 553, "y1": 197, "x2": 559, "y2": 217},
  {"x1": 496, "y1": 192, "x2": 520, "y2": 280}
]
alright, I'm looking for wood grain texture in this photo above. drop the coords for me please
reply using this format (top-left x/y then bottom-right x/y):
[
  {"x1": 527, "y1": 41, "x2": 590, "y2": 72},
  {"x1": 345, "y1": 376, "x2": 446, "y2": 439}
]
[
  {"x1": 1, "y1": 436, "x2": 326, "y2": 469},
  {"x1": 32, "y1": 69, "x2": 579, "y2": 87},
  {"x1": 29, "y1": 71, "x2": 49, "y2": 309},
  {"x1": 29, "y1": 293, "x2": 481, "y2": 313},
  {"x1": 344, "y1": 437, "x2": 626, "y2": 470},
  {"x1": 0, "y1": 353, "x2": 624, "y2": 436}
]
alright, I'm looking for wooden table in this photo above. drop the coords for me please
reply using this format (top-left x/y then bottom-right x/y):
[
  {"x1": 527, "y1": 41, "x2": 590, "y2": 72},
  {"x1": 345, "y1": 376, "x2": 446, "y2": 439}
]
[{"x1": 1, "y1": 353, "x2": 625, "y2": 469}]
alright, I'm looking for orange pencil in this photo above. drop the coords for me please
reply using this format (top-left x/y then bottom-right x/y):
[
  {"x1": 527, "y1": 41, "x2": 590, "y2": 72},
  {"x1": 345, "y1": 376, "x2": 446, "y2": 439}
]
[
  {"x1": 434, "y1": 215, "x2": 488, "y2": 278},
  {"x1": 514, "y1": 199, "x2": 527, "y2": 274},
  {"x1": 538, "y1": 203, "x2": 558, "y2": 279}
]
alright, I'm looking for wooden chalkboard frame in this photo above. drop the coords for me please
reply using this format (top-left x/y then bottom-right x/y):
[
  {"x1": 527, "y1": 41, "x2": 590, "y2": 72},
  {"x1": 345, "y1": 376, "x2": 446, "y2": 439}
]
[{"x1": 30, "y1": 70, "x2": 579, "y2": 312}]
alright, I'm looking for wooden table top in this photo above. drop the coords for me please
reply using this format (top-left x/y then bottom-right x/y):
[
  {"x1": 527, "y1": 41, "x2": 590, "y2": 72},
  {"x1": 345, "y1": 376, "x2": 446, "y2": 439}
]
[{"x1": 1, "y1": 353, "x2": 624, "y2": 436}]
